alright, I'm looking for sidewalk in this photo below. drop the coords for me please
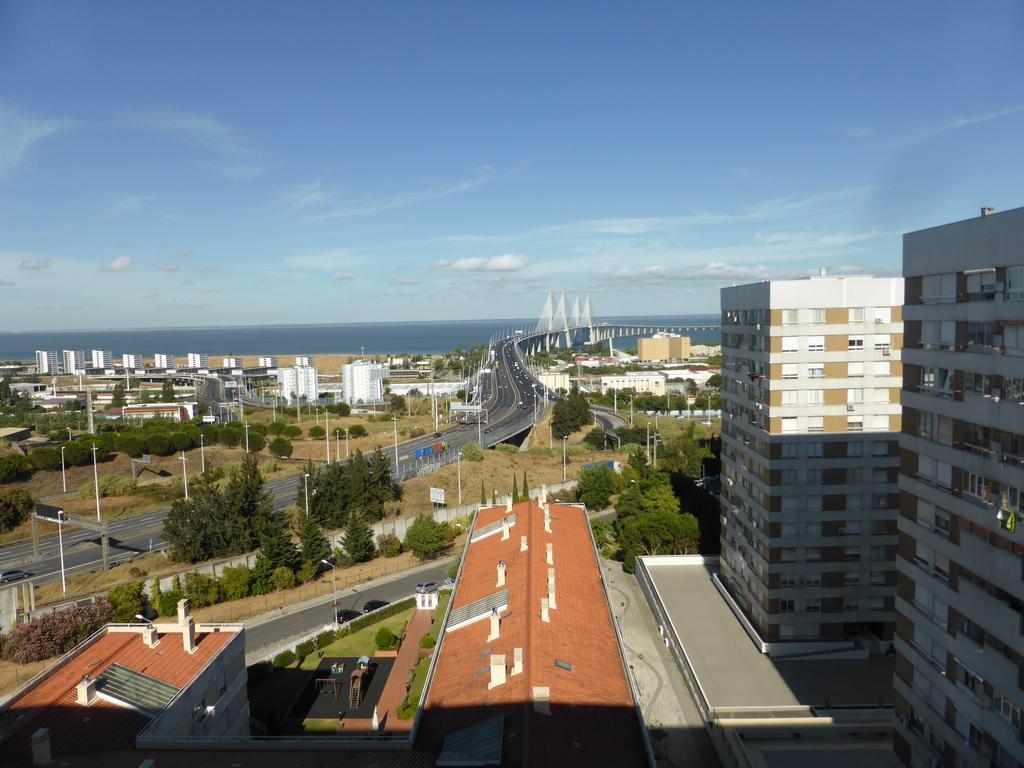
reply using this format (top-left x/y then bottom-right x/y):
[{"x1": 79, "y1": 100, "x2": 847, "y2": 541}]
[
  {"x1": 603, "y1": 558, "x2": 721, "y2": 768},
  {"x1": 376, "y1": 609, "x2": 434, "y2": 734}
]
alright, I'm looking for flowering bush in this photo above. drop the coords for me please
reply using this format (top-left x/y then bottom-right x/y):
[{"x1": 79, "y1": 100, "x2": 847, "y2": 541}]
[{"x1": 3, "y1": 602, "x2": 114, "y2": 663}]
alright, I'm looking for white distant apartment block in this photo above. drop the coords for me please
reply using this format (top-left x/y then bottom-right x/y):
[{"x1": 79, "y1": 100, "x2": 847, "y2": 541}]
[
  {"x1": 154, "y1": 353, "x2": 173, "y2": 369},
  {"x1": 90, "y1": 350, "x2": 112, "y2": 369},
  {"x1": 187, "y1": 353, "x2": 209, "y2": 369},
  {"x1": 35, "y1": 350, "x2": 58, "y2": 374},
  {"x1": 222, "y1": 357, "x2": 242, "y2": 369},
  {"x1": 62, "y1": 350, "x2": 86, "y2": 374},
  {"x1": 599, "y1": 371, "x2": 668, "y2": 396},
  {"x1": 259, "y1": 356, "x2": 278, "y2": 368},
  {"x1": 277, "y1": 366, "x2": 319, "y2": 404},
  {"x1": 295, "y1": 355, "x2": 314, "y2": 367},
  {"x1": 342, "y1": 360, "x2": 388, "y2": 405},
  {"x1": 122, "y1": 353, "x2": 143, "y2": 369}
]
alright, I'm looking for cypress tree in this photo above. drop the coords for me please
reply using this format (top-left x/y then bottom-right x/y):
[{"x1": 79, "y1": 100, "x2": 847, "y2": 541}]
[
  {"x1": 522, "y1": 470, "x2": 529, "y2": 500},
  {"x1": 480, "y1": 478, "x2": 486, "y2": 505},
  {"x1": 491, "y1": 489, "x2": 497, "y2": 505},
  {"x1": 511, "y1": 475, "x2": 519, "y2": 504}
]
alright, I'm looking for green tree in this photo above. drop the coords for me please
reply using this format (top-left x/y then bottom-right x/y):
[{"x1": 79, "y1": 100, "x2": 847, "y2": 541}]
[
  {"x1": 111, "y1": 382, "x2": 126, "y2": 408},
  {"x1": 347, "y1": 424, "x2": 368, "y2": 438},
  {"x1": 618, "y1": 510, "x2": 700, "y2": 572},
  {"x1": 343, "y1": 511, "x2": 377, "y2": 564},
  {"x1": 161, "y1": 378, "x2": 175, "y2": 402},
  {"x1": 107, "y1": 581, "x2": 145, "y2": 622},
  {"x1": 522, "y1": 470, "x2": 529, "y2": 500},
  {"x1": 163, "y1": 476, "x2": 223, "y2": 562},
  {"x1": 462, "y1": 442, "x2": 484, "y2": 462},
  {"x1": 250, "y1": 556, "x2": 275, "y2": 595},
  {"x1": 511, "y1": 474, "x2": 519, "y2": 503},
  {"x1": 480, "y1": 478, "x2": 486, "y2": 504},
  {"x1": 577, "y1": 465, "x2": 619, "y2": 510},
  {"x1": 267, "y1": 420, "x2": 287, "y2": 436},
  {"x1": 271, "y1": 566, "x2": 296, "y2": 591},
  {"x1": 224, "y1": 455, "x2": 274, "y2": 545},
  {"x1": 219, "y1": 565, "x2": 252, "y2": 601},
  {"x1": 269, "y1": 437, "x2": 293, "y2": 457},
  {"x1": 283, "y1": 424, "x2": 302, "y2": 439},
  {"x1": 260, "y1": 513, "x2": 300, "y2": 573},
  {"x1": 298, "y1": 513, "x2": 330, "y2": 567},
  {"x1": 403, "y1": 514, "x2": 454, "y2": 561},
  {"x1": 308, "y1": 425, "x2": 326, "y2": 440}
]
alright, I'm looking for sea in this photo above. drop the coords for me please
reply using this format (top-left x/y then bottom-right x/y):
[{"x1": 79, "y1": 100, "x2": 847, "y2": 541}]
[{"x1": 0, "y1": 315, "x2": 721, "y2": 361}]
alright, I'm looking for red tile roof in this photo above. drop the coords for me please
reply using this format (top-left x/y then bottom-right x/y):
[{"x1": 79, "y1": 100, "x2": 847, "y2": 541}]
[
  {"x1": 421, "y1": 500, "x2": 646, "y2": 767},
  {"x1": 0, "y1": 627, "x2": 233, "y2": 763}
]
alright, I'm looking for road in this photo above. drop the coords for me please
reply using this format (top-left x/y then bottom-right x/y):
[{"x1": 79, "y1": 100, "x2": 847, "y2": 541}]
[
  {"x1": 244, "y1": 560, "x2": 452, "y2": 661},
  {"x1": 0, "y1": 336, "x2": 547, "y2": 590}
]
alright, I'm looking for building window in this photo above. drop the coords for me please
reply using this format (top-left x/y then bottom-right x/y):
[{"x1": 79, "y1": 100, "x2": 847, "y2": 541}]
[
  {"x1": 808, "y1": 309, "x2": 825, "y2": 324},
  {"x1": 781, "y1": 363, "x2": 798, "y2": 379},
  {"x1": 804, "y1": 599, "x2": 821, "y2": 614},
  {"x1": 780, "y1": 574, "x2": 796, "y2": 588},
  {"x1": 806, "y1": 443, "x2": 823, "y2": 458},
  {"x1": 806, "y1": 389, "x2": 824, "y2": 405},
  {"x1": 779, "y1": 599, "x2": 795, "y2": 613},
  {"x1": 874, "y1": 361, "x2": 891, "y2": 377},
  {"x1": 782, "y1": 469, "x2": 799, "y2": 484},
  {"x1": 847, "y1": 388, "x2": 864, "y2": 404},
  {"x1": 844, "y1": 572, "x2": 860, "y2": 586},
  {"x1": 844, "y1": 599, "x2": 860, "y2": 612},
  {"x1": 848, "y1": 335, "x2": 864, "y2": 350},
  {"x1": 964, "y1": 268, "x2": 997, "y2": 299},
  {"x1": 847, "y1": 417, "x2": 863, "y2": 432},
  {"x1": 782, "y1": 390, "x2": 799, "y2": 406},
  {"x1": 807, "y1": 335, "x2": 825, "y2": 352},
  {"x1": 870, "y1": 545, "x2": 888, "y2": 561},
  {"x1": 966, "y1": 322, "x2": 996, "y2": 348},
  {"x1": 848, "y1": 362, "x2": 864, "y2": 378},
  {"x1": 844, "y1": 546, "x2": 861, "y2": 560},
  {"x1": 779, "y1": 548, "x2": 796, "y2": 562},
  {"x1": 921, "y1": 272, "x2": 956, "y2": 303},
  {"x1": 782, "y1": 443, "x2": 798, "y2": 458},
  {"x1": 872, "y1": 307, "x2": 892, "y2": 324},
  {"x1": 849, "y1": 307, "x2": 865, "y2": 323},
  {"x1": 805, "y1": 547, "x2": 821, "y2": 562},
  {"x1": 873, "y1": 334, "x2": 891, "y2": 351},
  {"x1": 803, "y1": 572, "x2": 821, "y2": 587},
  {"x1": 782, "y1": 309, "x2": 799, "y2": 325},
  {"x1": 807, "y1": 416, "x2": 824, "y2": 432},
  {"x1": 781, "y1": 417, "x2": 798, "y2": 432},
  {"x1": 847, "y1": 441, "x2": 862, "y2": 457},
  {"x1": 807, "y1": 364, "x2": 825, "y2": 379},
  {"x1": 782, "y1": 336, "x2": 799, "y2": 352},
  {"x1": 870, "y1": 571, "x2": 886, "y2": 586},
  {"x1": 1006, "y1": 266, "x2": 1024, "y2": 301}
]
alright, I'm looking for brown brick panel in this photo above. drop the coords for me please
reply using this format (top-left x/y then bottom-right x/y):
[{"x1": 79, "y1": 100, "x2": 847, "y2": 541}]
[
  {"x1": 903, "y1": 363, "x2": 919, "y2": 393},
  {"x1": 895, "y1": 613, "x2": 914, "y2": 642},
  {"x1": 769, "y1": 336, "x2": 782, "y2": 353},
  {"x1": 889, "y1": 414, "x2": 902, "y2": 433},
  {"x1": 824, "y1": 388, "x2": 846, "y2": 406},
  {"x1": 822, "y1": 597, "x2": 844, "y2": 613},
  {"x1": 892, "y1": 305, "x2": 903, "y2": 323},
  {"x1": 904, "y1": 276, "x2": 922, "y2": 306},
  {"x1": 823, "y1": 415, "x2": 847, "y2": 433},
  {"x1": 824, "y1": 361, "x2": 847, "y2": 379},
  {"x1": 822, "y1": 571, "x2": 844, "y2": 588},
  {"x1": 825, "y1": 334, "x2": 848, "y2": 352},
  {"x1": 898, "y1": 532, "x2": 916, "y2": 562}
]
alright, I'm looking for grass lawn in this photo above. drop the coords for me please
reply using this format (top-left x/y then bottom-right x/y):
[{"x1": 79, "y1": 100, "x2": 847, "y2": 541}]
[
  {"x1": 398, "y1": 655, "x2": 431, "y2": 719},
  {"x1": 301, "y1": 718, "x2": 338, "y2": 734},
  {"x1": 426, "y1": 590, "x2": 450, "y2": 643},
  {"x1": 299, "y1": 607, "x2": 415, "y2": 669}
]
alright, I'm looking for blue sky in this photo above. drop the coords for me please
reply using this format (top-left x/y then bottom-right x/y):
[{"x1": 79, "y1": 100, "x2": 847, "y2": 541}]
[{"x1": 1, "y1": 1, "x2": 1023, "y2": 330}]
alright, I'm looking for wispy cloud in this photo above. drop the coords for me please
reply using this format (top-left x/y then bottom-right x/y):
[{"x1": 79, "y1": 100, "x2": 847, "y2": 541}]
[
  {"x1": 142, "y1": 292, "x2": 159, "y2": 299},
  {"x1": 17, "y1": 257, "x2": 51, "y2": 272},
  {"x1": 282, "y1": 251, "x2": 358, "y2": 270},
  {"x1": 332, "y1": 273, "x2": 356, "y2": 282},
  {"x1": 0, "y1": 102, "x2": 72, "y2": 174},
  {"x1": 110, "y1": 195, "x2": 152, "y2": 214},
  {"x1": 389, "y1": 275, "x2": 420, "y2": 286},
  {"x1": 0, "y1": 279, "x2": 14, "y2": 287},
  {"x1": 196, "y1": 266, "x2": 222, "y2": 273},
  {"x1": 598, "y1": 261, "x2": 806, "y2": 286},
  {"x1": 899, "y1": 105, "x2": 1024, "y2": 146},
  {"x1": 437, "y1": 254, "x2": 529, "y2": 272},
  {"x1": 157, "y1": 264, "x2": 180, "y2": 273},
  {"x1": 752, "y1": 230, "x2": 882, "y2": 246},
  {"x1": 837, "y1": 125, "x2": 876, "y2": 139},
  {"x1": 102, "y1": 255, "x2": 134, "y2": 272}
]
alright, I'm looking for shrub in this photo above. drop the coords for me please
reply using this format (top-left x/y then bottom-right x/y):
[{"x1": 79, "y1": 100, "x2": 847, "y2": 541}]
[
  {"x1": 107, "y1": 581, "x2": 146, "y2": 622},
  {"x1": 403, "y1": 514, "x2": 455, "y2": 561},
  {"x1": 308, "y1": 425, "x2": 326, "y2": 440},
  {"x1": 3, "y1": 602, "x2": 114, "y2": 663},
  {"x1": 527, "y1": 445, "x2": 553, "y2": 456},
  {"x1": 495, "y1": 443, "x2": 517, "y2": 454},
  {"x1": 267, "y1": 421, "x2": 287, "y2": 436},
  {"x1": 184, "y1": 572, "x2": 220, "y2": 609},
  {"x1": 296, "y1": 561, "x2": 318, "y2": 584},
  {"x1": 408, "y1": 427, "x2": 425, "y2": 438},
  {"x1": 219, "y1": 565, "x2": 252, "y2": 601},
  {"x1": 171, "y1": 432, "x2": 194, "y2": 452},
  {"x1": 374, "y1": 626, "x2": 398, "y2": 651},
  {"x1": 283, "y1": 425, "x2": 302, "y2": 439},
  {"x1": 316, "y1": 630, "x2": 337, "y2": 649},
  {"x1": 268, "y1": 437, "x2": 293, "y2": 457},
  {"x1": 28, "y1": 447, "x2": 62, "y2": 471},
  {"x1": 79, "y1": 474, "x2": 137, "y2": 499},
  {"x1": 376, "y1": 533, "x2": 403, "y2": 558},
  {"x1": 158, "y1": 587, "x2": 183, "y2": 617},
  {"x1": 461, "y1": 442, "x2": 484, "y2": 462},
  {"x1": 0, "y1": 488, "x2": 33, "y2": 533},
  {"x1": 145, "y1": 432, "x2": 174, "y2": 456},
  {"x1": 295, "y1": 640, "x2": 316, "y2": 661},
  {"x1": 347, "y1": 424, "x2": 367, "y2": 438},
  {"x1": 419, "y1": 634, "x2": 436, "y2": 649},
  {"x1": 271, "y1": 566, "x2": 296, "y2": 591},
  {"x1": 247, "y1": 432, "x2": 267, "y2": 452},
  {"x1": 273, "y1": 650, "x2": 296, "y2": 668},
  {"x1": 0, "y1": 454, "x2": 33, "y2": 484},
  {"x1": 220, "y1": 428, "x2": 242, "y2": 448}
]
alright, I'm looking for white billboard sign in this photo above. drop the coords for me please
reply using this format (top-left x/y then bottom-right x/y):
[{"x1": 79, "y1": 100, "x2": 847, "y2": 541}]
[{"x1": 429, "y1": 487, "x2": 446, "y2": 505}]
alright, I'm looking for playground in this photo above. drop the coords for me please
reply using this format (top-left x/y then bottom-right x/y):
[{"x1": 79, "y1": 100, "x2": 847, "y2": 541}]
[{"x1": 287, "y1": 656, "x2": 394, "y2": 728}]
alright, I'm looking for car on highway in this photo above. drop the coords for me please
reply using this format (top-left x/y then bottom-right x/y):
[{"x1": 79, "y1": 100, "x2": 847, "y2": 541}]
[
  {"x1": 433, "y1": 432, "x2": 442, "y2": 438},
  {"x1": 336, "y1": 608, "x2": 361, "y2": 623},
  {"x1": 0, "y1": 569, "x2": 31, "y2": 584},
  {"x1": 415, "y1": 582, "x2": 437, "y2": 594},
  {"x1": 484, "y1": 428, "x2": 491, "y2": 433},
  {"x1": 362, "y1": 599, "x2": 389, "y2": 613}
]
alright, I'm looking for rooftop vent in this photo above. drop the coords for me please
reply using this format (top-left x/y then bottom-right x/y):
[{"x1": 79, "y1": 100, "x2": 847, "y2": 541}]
[
  {"x1": 554, "y1": 659, "x2": 573, "y2": 672},
  {"x1": 981, "y1": 207, "x2": 995, "y2": 217}
]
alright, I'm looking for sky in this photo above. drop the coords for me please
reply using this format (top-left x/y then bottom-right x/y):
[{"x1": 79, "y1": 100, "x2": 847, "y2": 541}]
[{"x1": 1, "y1": 1, "x2": 1023, "y2": 331}]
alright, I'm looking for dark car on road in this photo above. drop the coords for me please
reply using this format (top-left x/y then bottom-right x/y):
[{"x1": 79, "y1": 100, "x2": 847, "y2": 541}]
[
  {"x1": 336, "y1": 608, "x2": 361, "y2": 623},
  {"x1": 0, "y1": 569, "x2": 30, "y2": 584},
  {"x1": 362, "y1": 599, "x2": 389, "y2": 613}
]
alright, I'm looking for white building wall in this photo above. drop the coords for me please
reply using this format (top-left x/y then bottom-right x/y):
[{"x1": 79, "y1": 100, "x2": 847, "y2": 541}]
[
  {"x1": 122, "y1": 353, "x2": 143, "y2": 369},
  {"x1": 277, "y1": 366, "x2": 319, "y2": 403},
  {"x1": 154, "y1": 353, "x2": 173, "y2": 369},
  {"x1": 187, "y1": 353, "x2": 209, "y2": 369},
  {"x1": 62, "y1": 350, "x2": 86, "y2": 373},
  {"x1": 258, "y1": 356, "x2": 278, "y2": 368},
  {"x1": 599, "y1": 372, "x2": 667, "y2": 396},
  {"x1": 91, "y1": 350, "x2": 112, "y2": 368},
  {"x1": 341, "y1": 361, "x2": 388, "y2": 404},
  {"x1": 35, "y1": 350, "x2": 58, "y2": 374}
]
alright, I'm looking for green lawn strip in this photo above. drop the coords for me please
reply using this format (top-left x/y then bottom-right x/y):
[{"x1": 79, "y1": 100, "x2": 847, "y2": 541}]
[
  {"x1": 426, "y1": 590, "x2": 451, "y2": 643},
  {"x1": 301, "y1": 718, "x2": 338, "y2": 734},
  {"x1": 397, "y1": 655, "x2": 431, "y2": 719},
  {"x1": 299, "y1": 608, "x2": 414, "y2": 670}
]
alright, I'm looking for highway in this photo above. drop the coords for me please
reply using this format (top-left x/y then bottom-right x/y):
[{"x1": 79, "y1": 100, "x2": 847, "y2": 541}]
[{"x1": 0, "y1": 337, "x2": 546, "y2": 590}]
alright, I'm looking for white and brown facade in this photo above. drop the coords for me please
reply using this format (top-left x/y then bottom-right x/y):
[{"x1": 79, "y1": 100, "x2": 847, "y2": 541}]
[
  {"x1": 719, "y1": 275, "x2": 903, "y2": 644},
  {"x1": 894, "y1": 207, "x2": 1024, "y2": 768}
]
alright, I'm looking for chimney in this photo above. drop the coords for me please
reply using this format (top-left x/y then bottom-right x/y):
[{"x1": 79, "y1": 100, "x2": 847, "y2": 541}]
[
  {"x1": 520, "y1": 534, "x2": 528, "y2": 552},
  {"x1": 547, "y1": 568, "x2": 557, "y2": 610},
  {"x1": 142, "y1": 625, "x2": 160, "y2": 648},
  {"x1": 176, "y1": 597, "x2": 190, "y2": 626},
  {"x1": 488, "y1": 654, "x2": 506, "y2": 689},
  {"x1": 501, "y1": 518, "x2": 510, "y2": 541},
  {"x1": 532, "y1": 686, "x2": 551, "y2": 716},
  {"x1": 540, "y1": 596, "x2": 550, "y2": 623},
  {"x1": 546, "y1": 542, "x2": 553, "y2": 565},
  {"x1": 488, "y1": 608, "x2": 500, "y2": 641},
  {"x1": 75, "y1": 675, "x2": 97, "y2": 706},
  {"x1": 183, "y1": 616, "x2": 197, "y2": 654},
  {"x1": 540, "y1": 484, "x2": 547, "y2": 505},
  {"x1": 512, "y1": 647, "x2": 523, "y2": 676},
  {"x1": 981, "y1": 206, "x2": 995, "y2": 217},
  {"x1": 30, "y1": 728, "x2": 51, "y2": 767},
  {"x1": 544, "y1": 511, "x2": 551, "y2": 534},
  {"x1": 505, "y1": 496, "x2": 512, "y2": 512},
  {"x1": 496, "y1": 560, "x2": 506, "y2": 587}
]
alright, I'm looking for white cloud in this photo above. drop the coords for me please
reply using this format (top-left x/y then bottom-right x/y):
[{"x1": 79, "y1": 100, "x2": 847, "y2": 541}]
[
  {"x1": 102, "y1": 255, "x2": 134, "y2": 272},
  {"x1": 436, "y1": 253, "x2": 529, "y2": 272},
  {"x1": 837, "y1": 125, "x2": 876, "y2": 139},
  {"x1": 900, "y1": 105, "x2": 1024, "y2": 146},
  {"x1": 157, "y1": 264, "x2": 180, "y2": 273},
  {"x1": 332, "y1": 273, "x2": 356, "y2": 282},
  {"x1": 0, "y1": 102, "x2": 72, "y2": 174},
  {"x1": 17, "y1": 257, "x2": 51, "y2": 271}
]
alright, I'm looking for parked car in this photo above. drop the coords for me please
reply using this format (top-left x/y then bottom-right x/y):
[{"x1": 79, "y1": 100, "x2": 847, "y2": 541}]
[
  {"x1": 0, "y1": 569, "x2": 30, "y2": 584},
  {"x1": 362, "y1": 599, "x2": 389, "y2": 613},
  {"x1": 335, "y1": 608, "x2": 361, "y2": 623},
  {"x1": 433, "y1": 431, "x2": 442, "y2": 438},
  {"x1": 415, "y1": 582, "x2": 437, "y2": 594}
]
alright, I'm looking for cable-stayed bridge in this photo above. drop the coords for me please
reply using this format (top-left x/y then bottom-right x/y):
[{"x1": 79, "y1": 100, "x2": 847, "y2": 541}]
[{"x1": 489, "y1": 289, "x2": 720, "y2": 353}]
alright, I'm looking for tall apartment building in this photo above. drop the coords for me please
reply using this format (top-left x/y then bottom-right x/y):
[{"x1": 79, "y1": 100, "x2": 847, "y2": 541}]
[
  {"x1": 121, "y1": 353, "x2": 143, "y2": 369},
  {"x1": 62, "y1": 350, "x2": 86, "y2": 374},
  {"x1": 258, "y1": 356, "x2": 278, "y2": 368},
  {"x1": 186, "y1": 352, "x2": 209, "y2": 369},
  {"x1": 277, "y1": 365, "x2": 319, "y2": 404},
  {"x1": 295, "y1": 355, "x2": 314, "y2": 367},
  {"x1": 153, "y1": 353, "x2": 173, "y2": 369},
  {"x1": 638, "y1": 332, "x2": 692, "y2": 362},
  {"x1": 719, "y1": 275, "x2": 904, "y2": 644},
  {"x1": 222, "y1": 357, "x2": 242, "y2": 369},
  {"x1": 90, "y1": 349, "x2": 112, "y2": 368},
  {"x1": 341, "y1": 360, "x2": 387, "y2": 404},
  {"x1": 894, "y1": 207, "x2": 1024, "y2": 768},
  {"x1": 34, "y1": 350, "x2": 57, "y2": 374}
]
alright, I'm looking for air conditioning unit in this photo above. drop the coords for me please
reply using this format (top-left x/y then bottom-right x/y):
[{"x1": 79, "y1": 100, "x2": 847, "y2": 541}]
[
  {"x1": 882, "y1": 348, "x2": 891, "y2": 356},
  {"x1": 875, "y1": 318, "x2": 884, "y2": 324},
  {"x1": 847, "y1": 404, "x2": 855, "y2": 411},
  {"x1": 837, "y1": 527, "x2": 847, "y2": 535}
]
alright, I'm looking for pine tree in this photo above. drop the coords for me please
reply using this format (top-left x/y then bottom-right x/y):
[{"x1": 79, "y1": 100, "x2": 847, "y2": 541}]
[
  {"x1": 225, "y1": 455, "x2": 274, "y2": 546},
  {"x1": 344, "y1": 511, "x2": 376, "y2": 563},
  {"x1": 260, "y1": 513, "x2": 300, "y2": 572},
  {"x1": 161, "y1": 378, "x2": 175, "y2": 402},
  {"x1": 511, "y1": 474, "x2": 519, "y2": 504},
  {"x1": 298, "y1": 513, "x2": 330, "y2": 567}
]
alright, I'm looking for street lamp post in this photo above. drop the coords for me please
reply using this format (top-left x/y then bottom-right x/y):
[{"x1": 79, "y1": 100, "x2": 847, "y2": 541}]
[
  {"x1": 56, "y1": 509, "x2": 66, "y2": 595},
  {"x1": 345, "y1": 428, "x2": 350, "y2": 458},
  {"x1": 304, "y1": 473, "x2": 311, "y2": 516},
  {"x1": 562, "y1": 435, "x2": 568, "y2": 481},
  {"x1": 91, "y1": 444, "x2": 101, "y2": 521},
  {"x1": 457, "y1": 451, "x2": 463, "y2": 505},
  {"x1": 200, "y1": 434, "x2": 206, "y2": 474},
  {"x1": 60, "y1": 445, "x2": 66, "y2": 494},
  {"x1": 322, "y1": 559, "x2": 338, "y2": 622},
  {"x1": 244, "y1": 423, "x2": 250, "y2": 454},
  {"x1": 392, "y1": 416, "x2": 399, "y2": 468},
  {"x1": 325, "y1": 409, "x2": 331, "y2": 464},
  {"x1": 180, "y1": 452, "x2": 189, "y2": 499}
]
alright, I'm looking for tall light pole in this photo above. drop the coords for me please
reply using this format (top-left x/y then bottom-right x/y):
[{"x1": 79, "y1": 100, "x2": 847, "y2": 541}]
[
  {"x1": 322, "y1": 559, "x2": 338, "y2": 621},
  {"x1": 200, "y1": 434, "x2": 206, "y2": 474},
  {"x1": 56, "y1": 508, "x2": 66, "y2": 595},
  {"x1": 325, "y1": 409, "x2": 331, "y2": 464},
  {"x1": 345, "y1": 428, "x2": 350, "y2": 458},
  {"x1": 562, "y1": 435, "x2": 568, "y2": 482},
  {"x1": 304, "y1": 473, "x2": 311, "y2": 516},
  {"x1": 244, "y1": 423, "x2": 250, "y2": 454},
  {"x1": 180, "y1": 452, "x2": 189, "y2": 500},
  {"x1": 91, "y1": 444, "x2": 101, "y2": 521},
  {"x1": 60, "y1": 445, "x2": 66, "y2": 494},
  {"x1": 457, "y1": 451, "x2": 463, "y2": 505},
  {"x1": 392, "y1": 416, "x2": 399, "y2": 468}
]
